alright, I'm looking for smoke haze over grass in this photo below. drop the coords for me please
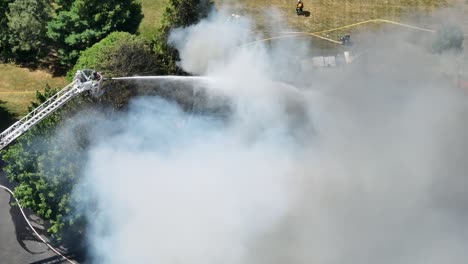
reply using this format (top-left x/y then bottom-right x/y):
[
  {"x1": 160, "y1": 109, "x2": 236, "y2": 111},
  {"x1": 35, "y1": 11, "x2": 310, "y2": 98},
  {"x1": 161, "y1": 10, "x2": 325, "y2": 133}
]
[{"x1": 72, "y1": 9, "x2": 468, "y2": 264}]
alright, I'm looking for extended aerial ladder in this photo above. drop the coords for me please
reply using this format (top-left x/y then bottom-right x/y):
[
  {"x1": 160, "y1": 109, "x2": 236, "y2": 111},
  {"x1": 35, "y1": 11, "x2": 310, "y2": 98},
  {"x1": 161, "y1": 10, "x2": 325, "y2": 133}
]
[{"x1": 0, "y1": 70, "x2": 104, "y2": 151}]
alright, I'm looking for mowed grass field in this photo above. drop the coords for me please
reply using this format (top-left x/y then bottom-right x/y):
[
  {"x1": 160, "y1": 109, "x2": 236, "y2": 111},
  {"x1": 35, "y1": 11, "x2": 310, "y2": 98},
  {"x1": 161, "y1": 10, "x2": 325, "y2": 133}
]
[
  {"x1": 223, "y1": 0, "x2": 462, "y2": 40},
  {"x1": 233, "y1": 0, "x2": 447, "y2": 30},
  {"x1": 0, "y1": 64, "x2": 68, "y2": 117},
  {"x1": 138, "y1": 0, "x2": 169, "y2": 40},
  {"x1": 0, "y1": 0, "x2": 466, "y2": 120}
]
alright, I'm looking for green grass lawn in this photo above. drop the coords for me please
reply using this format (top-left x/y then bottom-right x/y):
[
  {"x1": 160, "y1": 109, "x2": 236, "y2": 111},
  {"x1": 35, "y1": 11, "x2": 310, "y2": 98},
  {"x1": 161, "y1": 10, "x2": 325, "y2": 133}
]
[
  {"x1": 222, "y1": 0, "x2": 453, "y2": 39},
  {"x1": 137, "y1": 0, "x2": 454, "y2": 41},
  {"x1": 0, "y1": 64, "x2": 67, "y2": 117},
  {"x1": 138, "y1": 0, "x2": 169, "y2": 40}
]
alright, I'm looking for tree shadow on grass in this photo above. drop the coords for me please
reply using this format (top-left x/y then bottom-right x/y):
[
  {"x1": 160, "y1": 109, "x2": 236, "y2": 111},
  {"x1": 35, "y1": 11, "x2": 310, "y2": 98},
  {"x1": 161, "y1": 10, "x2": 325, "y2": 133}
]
[
  {"x1": 0, "y1": 100, "x2": 16, "y2": 168},
  {"x1": 0, "y1": 100, "x2": 17, "y2": 131}
]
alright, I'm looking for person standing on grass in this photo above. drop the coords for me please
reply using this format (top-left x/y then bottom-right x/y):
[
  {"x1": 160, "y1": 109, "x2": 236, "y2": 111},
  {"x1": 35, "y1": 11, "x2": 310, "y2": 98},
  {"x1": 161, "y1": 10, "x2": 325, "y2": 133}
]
[{"x1": 296, "y1": 0, "x2": 304, "y2": 15}]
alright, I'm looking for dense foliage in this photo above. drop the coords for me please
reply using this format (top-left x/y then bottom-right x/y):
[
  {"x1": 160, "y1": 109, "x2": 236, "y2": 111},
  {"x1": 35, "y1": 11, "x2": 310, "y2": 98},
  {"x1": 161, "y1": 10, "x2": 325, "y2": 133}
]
[
  {"x1": 48, "y1": 0, "x2": 144, "y2": 67},
  {"x1": 0, "y1": 0, "x2": 143, "y2": 67},
  {"x1": 55, "y1": 0, "x2": 75, "y2": 11},
  {"x1": 0, "y1": 0, "x2": 14, "y2": 61},
  {"x1": 69, "y1": 32, "x2": 160, "y2": 79},
  {"x1": 69, "y1": 31, "x2": 162, "y2": 108},
  {"x1": 7, "y1": 0, "x2": 52, "y2": 61},
  {"x1": 0, "y1": 100, "x2": 16, "y2": 131}
]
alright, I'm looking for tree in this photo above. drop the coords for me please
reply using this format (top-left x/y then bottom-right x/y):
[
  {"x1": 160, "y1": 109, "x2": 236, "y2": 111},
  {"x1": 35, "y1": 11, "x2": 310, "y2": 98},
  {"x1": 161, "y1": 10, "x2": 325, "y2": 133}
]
[
  {"x1": 0, "y1": 0, "x2": 14, "y2": 61},
  {"x1": 47, "y1": 0, "x2": 143, "y2": 68},
  {"x1": 69, "y1": 31, "x2": 160, "y2": 108},
  {"x1": 0, "y1": 100, "x2": 16, "y2": 131},
  {"x1": 55, "y1": 0, "x2": 74, "y2": 11},
  {"x1": 7, "y1": 0, "x2": 52, "y2": 62},
  {"x1": 152, "y1": 0, "x2": 213, "y2": 74},
  {"x1": 69, "y1": 32, "x2": 159, "y2": 79}
]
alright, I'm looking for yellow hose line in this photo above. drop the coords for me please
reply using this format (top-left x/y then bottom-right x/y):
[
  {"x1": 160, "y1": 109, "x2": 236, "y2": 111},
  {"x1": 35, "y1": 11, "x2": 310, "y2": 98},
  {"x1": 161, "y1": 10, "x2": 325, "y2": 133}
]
[
  {"x1": 243, "y1": 32, "x2": 341, "y2": 46},
  {"x1": 312, "y1": 19, "x2": 436, "y2": 34},
  {"x1": 307, "y1": 32, "x2": 342, "y2": 44},
  {"x1": 376, "y1": 19, "x2": 435, "y2": 33},
  {"x1": 243, "y1": 18, "x2": 468, "y2": 46}
]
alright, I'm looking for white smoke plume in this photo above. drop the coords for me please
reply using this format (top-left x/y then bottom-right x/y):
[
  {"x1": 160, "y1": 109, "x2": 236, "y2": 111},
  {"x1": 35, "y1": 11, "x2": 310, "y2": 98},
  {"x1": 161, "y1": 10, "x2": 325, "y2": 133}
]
[{"x1": 75, "y1": 8, "x2": 468, "y2": 264}]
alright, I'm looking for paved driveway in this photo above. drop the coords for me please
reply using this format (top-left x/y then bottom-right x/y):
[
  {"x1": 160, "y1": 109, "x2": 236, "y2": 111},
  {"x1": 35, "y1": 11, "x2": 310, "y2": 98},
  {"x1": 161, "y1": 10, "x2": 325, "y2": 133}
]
[{"x1": 0, "y1": 173, "x2": 65, "y2": 263}]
